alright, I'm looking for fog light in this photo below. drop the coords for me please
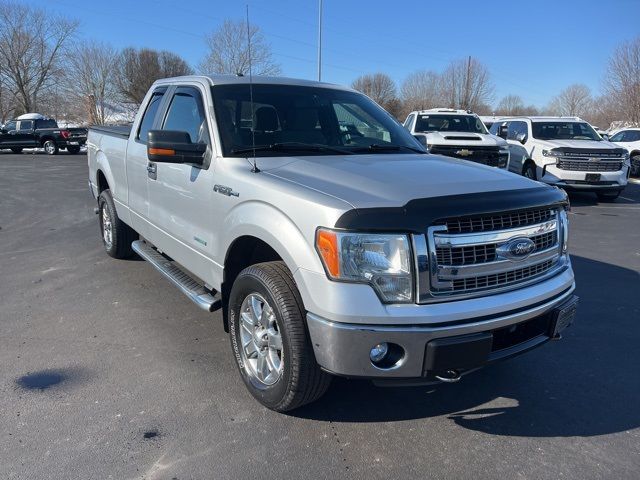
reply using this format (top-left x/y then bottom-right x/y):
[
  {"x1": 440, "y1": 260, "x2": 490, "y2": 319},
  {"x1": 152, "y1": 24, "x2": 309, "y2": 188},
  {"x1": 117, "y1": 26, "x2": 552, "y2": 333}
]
[{"x1": 370, "y1": 343, "x2": 389, "y2": 363}]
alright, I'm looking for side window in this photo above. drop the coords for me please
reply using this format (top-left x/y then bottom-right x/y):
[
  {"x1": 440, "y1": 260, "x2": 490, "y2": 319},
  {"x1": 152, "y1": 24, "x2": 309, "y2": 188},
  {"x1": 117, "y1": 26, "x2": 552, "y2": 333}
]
[
  {"x1": 162, "y1": 87, "x2": 209, "y2": 144},
  {"x1": 4, "y1": 121, "x2": 17, "y2": 131},
  {"x1": 609, "y1": 131, "x2": 624, "y2": 142},
  {"x1": 507, "y1": 121, "x2": 527, "y2": 140},
  {"x1": 403, "y1": 114, "x2": 415, "y2": 130},
  {"x1": 18, "y1": 120, "x2": 34, "y2": 131},
  {"x1": 627, "y1": 131, "x2": 640, "y2": 142},
  {"x1": 489, "y1": 122, "x2": 501, "y2": 135},
  {"x1": 137, "y1": 90, "x2": 165, "y2": 142}
]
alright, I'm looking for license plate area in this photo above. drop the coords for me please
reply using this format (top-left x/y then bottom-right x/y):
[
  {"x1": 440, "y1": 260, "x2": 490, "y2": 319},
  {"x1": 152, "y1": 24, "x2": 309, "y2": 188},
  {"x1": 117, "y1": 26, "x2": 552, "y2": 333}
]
[
  {"x1": 551, "y1": 296, "x2": 579, "y2": 336},
  {"x1": 585, "y1": 173, "x2": 601, "y2": 182}
]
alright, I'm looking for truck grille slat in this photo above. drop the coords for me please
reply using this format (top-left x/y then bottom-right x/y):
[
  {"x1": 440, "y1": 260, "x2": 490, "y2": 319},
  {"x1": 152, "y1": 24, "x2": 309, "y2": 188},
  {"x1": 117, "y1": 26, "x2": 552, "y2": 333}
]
[
  {"x1": 439, "y1": 207, "x2": 555, "y2": 234},
  {"x1": 557, "y1": 159, "x2": 622, "y2": 172}
]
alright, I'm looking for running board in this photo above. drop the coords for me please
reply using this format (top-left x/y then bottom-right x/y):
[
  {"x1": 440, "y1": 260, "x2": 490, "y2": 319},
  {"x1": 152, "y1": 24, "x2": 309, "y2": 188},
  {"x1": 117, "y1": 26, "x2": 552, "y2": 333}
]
[{"x1": 131, "y1": 240, "x2": 222, "y2": 312}]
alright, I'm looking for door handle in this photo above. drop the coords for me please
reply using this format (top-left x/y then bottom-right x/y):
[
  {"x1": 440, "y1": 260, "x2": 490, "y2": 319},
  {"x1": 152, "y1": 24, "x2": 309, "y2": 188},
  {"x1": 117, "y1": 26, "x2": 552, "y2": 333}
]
[{"x1": 146, "y1": 163, "x2": 157, "y2": 179}]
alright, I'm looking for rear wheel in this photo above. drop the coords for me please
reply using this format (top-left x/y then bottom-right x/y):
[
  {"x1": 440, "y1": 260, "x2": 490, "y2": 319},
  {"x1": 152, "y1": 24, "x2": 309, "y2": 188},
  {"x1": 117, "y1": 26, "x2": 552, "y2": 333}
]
[
  {"x1": 67, "y1": 145, "x2": 80, "y2": 154},
  {"x1": 596, "y1": 191, "x2": 620, "y2": 202},
  {"x1": 98, "y1": 189, "x2": 137, "y2": 258},
  {"x1": 43, "y1": 140, "x2": 58, "y2": 155},
  {"x1": 229, "y1": 261, "x2": 331, "y2": 411},
  {"x1": 522, "y1": 162, "x2": 536, "y2": 180},
  {"x1": 11, "y1": 147, "x2": 22, "y2": 154}
]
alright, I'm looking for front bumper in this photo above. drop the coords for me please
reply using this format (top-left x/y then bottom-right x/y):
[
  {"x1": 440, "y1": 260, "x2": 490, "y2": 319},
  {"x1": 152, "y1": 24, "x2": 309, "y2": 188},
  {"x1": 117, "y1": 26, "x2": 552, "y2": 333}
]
[
  {"x1": 307, "y1": 287, "x2": 577, "y2": 381},
  {"x1": 540, "y1": 163, "x2": 628, "y2": 192}
]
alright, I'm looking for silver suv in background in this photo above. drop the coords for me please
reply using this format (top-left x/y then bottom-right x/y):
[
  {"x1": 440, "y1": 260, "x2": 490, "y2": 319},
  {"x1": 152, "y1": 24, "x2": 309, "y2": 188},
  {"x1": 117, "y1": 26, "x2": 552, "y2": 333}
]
[
  {"x1": 404, "y1": 108, "x2": 510, "y2": 169},
  {"x1": 490, "y1": 116, "x2": 630, "y2": 201}
]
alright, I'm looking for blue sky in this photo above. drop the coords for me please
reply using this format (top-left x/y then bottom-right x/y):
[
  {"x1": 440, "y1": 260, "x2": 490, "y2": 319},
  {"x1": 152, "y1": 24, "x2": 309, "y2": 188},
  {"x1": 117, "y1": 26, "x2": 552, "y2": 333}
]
[{"x1": 30, "y1": 0, "x2": 640, "y2": 109}]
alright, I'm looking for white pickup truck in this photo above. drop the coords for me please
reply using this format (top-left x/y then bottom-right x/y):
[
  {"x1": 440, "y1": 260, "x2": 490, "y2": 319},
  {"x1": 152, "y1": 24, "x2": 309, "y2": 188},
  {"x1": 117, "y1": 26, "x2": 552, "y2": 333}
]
[{"x1": 88, "y1": 75, "x2": 578, "y2": 411}]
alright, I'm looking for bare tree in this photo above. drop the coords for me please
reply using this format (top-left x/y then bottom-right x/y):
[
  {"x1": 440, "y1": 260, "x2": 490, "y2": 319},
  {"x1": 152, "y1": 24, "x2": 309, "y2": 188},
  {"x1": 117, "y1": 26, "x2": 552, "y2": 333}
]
[
  {"x1": 116, "y1": 48, "x2": 192, "y2": 105},
  {"x1": 200, "y1": 19, "x2": 281, "y2": 76},
  {"x1": 400, "y1": 70, "x2": 444, "y2": 114},
  {"x1": 67, "y1": 41, "x2": 119, "y2": 125},
  {"x1": 352, "y1": 73, "x2": 401, "y2": 116},
  {"x1": 496, "y1": 94, "x2": 525, "y2": 115},
  {"x1": 604, "y1": 36, "x2": 640, "y2": 124},
  {"x1": 548, "y1": 84, "x2": 593, "y2": 117},
  {"x1": 440, "y1": 57, "x2": 493, "y2": 111},
  {"x1": 0, "y1": 1, "x2": 78, "y2": 113}
]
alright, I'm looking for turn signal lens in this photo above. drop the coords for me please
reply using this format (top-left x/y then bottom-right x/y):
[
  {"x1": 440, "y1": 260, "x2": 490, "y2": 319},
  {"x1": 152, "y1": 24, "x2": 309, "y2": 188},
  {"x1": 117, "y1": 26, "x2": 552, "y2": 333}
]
[
  {"x1": 149, "y1": 147, "x2": 175, "y2": 156},
  {"x1": 316, "y1": 229, "x2": 339, "y2": 277}
]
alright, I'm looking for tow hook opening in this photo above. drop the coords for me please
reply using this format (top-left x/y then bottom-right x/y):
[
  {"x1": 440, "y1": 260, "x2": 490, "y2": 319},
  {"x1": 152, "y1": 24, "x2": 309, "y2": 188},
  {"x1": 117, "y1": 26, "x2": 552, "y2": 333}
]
[{"x1": 435, "y1": 369, "x2": 462, "y2": 383}]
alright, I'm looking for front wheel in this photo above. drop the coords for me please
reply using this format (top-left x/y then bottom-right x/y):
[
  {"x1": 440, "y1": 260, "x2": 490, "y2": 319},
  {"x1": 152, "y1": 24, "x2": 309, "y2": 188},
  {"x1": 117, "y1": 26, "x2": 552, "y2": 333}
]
[
  {"x1": 522, "y1": 162, "x2": 537, "y2": 180},
  {"x1": 229, "y1": 261, "x2": 331, "y2": 411},
  {"x1": 43, "y1": 140, "x2": 58, "y2": 155}
]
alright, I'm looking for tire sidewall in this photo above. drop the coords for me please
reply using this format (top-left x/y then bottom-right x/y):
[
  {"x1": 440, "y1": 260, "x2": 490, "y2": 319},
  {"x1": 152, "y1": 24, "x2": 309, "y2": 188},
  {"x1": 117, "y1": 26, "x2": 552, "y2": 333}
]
[
  {"x1": 43, "y1": 140, "x2": 57, "y2": 155},
  {"x1": 98, "y1": 190, "x2": 118, "y2": 256},
  {"x1": 229, "y1": 271, "x2": 292, "y2": 408}
]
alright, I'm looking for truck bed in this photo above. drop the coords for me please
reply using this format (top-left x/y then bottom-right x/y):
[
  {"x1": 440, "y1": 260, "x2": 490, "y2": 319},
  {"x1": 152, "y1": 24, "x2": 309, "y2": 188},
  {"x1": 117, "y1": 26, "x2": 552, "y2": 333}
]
[{"x1": 90, "y1": 125, "x2": 132, "y2": 139}]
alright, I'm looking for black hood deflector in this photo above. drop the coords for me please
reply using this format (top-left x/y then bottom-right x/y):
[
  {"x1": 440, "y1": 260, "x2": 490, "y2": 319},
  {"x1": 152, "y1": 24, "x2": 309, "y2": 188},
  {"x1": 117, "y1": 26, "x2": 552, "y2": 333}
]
[{"x1": 334, "y1": 186, "x2": 568, "y2": 233}]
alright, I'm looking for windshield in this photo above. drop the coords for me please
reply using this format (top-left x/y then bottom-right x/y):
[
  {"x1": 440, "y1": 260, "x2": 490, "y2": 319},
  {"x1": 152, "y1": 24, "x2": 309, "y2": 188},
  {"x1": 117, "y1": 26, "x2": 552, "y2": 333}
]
[
  {"x1": 532, "y1": 122, "x2": 601, "y2": 141},
  {"x1": 211, "y1": 84, "x2": 425, "y2": 157},
  {"x1": 414, "y1": 114, "x2": 488, "y2": 134}
]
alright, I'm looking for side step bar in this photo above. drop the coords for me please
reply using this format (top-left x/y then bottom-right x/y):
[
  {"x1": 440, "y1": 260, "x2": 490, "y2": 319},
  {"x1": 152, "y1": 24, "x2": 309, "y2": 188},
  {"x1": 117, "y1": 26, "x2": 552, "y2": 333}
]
[{"x1": 131, "y1": 240, "x2": 222, "y2": 312}]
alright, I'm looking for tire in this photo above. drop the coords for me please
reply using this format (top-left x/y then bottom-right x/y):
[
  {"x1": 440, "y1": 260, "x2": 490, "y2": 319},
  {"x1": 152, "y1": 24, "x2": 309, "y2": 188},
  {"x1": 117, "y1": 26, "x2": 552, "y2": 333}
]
[
  {"x1": 522, "y1": 162, "x2": 537, "y2": 180},
  {"x1": 67, "y1": 145, "x2": 80, "y2": 154},
  {"x1": 229, "y1": 261, "x2": 331, "y2": 411},
  {"x1": 43, "y1": 140, "x2": 58, "y2": 155},
  {"x1": 631, "y1": 155, "x2": 640, "y2": 177},
  {"x1": 596, "y1": 191, "x2": 620, "y2": 202},
  {"x1": 98, "y1": 189, "x2": 137, "y2": 258},
  {"x1": 11, "y1": 147, "x2": 22, "y2": 154}
]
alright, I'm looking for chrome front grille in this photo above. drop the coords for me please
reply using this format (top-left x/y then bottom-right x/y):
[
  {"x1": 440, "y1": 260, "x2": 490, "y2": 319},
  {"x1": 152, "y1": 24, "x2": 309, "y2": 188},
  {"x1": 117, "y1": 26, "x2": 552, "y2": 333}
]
[
  {"x1": 439, "y1": 207, "x2": 555, "y2": 233},
  {"x1": 557, "y1": 159, "x2": 622, "y2": 172},
  {"x1": 416, "y1": 208, "x2": 568, "y2": 302}
]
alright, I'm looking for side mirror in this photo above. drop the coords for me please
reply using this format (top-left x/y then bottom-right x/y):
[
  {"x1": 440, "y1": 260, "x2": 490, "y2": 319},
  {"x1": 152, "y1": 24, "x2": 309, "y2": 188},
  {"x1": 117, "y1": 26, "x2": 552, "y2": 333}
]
[
  {"x1": 601, "y1": 134, "x2": 609, "y2": 141},
  {"x1": 413, "y1": 134, "x2": 428, "y2": 148},
  {"x1": 147, "y1": 130, "x2": 207, "y2": 165},
  {"x1": 516, "y1": 133, "x2": 527, "y2": 144},
  {"x1": 498, "y1": 125, "x2": 508, "y2": 140}
]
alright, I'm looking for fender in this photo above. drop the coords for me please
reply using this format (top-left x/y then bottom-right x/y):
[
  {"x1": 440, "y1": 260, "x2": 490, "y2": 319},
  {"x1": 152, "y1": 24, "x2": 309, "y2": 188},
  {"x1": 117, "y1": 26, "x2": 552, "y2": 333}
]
[
  {"x1": 220, "y1": 200, "x2": 324, "y2": 277},
  {"x1": 94, "y1": 148, "x2": 132, "y2": 225}
]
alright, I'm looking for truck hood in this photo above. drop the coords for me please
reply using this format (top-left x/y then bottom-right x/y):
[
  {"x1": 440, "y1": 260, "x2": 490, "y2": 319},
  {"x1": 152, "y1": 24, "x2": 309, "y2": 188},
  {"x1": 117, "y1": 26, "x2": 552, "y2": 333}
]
[
  {"x1": 266, "y1": 153, "x2": 540, "y2": 209},
  {"x1": 535, "y1": 139, "x2": 619, "y2": 150},
  {"x1": 422, "y1": 131, "x2": 507, "y2": 147}
]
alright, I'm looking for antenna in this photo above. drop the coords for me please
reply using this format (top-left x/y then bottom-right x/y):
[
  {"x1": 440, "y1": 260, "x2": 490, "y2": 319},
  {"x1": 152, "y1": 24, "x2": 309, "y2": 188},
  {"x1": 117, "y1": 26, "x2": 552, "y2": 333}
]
[{"x1": 246, "y1": 5, "x2": 259, "y2": 173}]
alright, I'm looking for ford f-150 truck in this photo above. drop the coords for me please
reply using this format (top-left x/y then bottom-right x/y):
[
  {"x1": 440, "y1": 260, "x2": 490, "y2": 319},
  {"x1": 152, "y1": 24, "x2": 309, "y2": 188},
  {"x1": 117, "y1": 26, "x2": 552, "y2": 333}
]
[
  {"x1": 88, "y1": 75, "x2": 578, "y2": 411},
  {"x1": 1, "y1": 115, "x2": 87, "y2": 154}
]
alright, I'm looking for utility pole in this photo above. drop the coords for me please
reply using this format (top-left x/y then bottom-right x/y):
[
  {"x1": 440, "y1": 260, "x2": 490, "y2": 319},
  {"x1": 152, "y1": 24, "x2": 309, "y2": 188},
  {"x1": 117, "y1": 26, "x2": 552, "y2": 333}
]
[
  {"x1": 463, "y1": 55, "x2": 471, "y2": 109},
  {"x1": 317, "y1": 0, "x2": 323, "y2": 81}
]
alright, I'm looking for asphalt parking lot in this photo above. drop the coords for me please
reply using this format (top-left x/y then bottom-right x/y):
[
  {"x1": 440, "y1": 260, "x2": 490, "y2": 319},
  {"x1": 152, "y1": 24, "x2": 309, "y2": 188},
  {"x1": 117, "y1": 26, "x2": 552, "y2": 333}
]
[{"x1": 1, "y1": 153, "x2": 639, "y2": 480}]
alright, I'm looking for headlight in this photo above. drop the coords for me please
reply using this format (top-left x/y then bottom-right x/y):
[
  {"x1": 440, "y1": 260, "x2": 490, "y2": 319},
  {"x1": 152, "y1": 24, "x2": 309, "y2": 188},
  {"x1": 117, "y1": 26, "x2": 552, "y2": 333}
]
[
  {"x1": 542, "y1": 149, "x2": 562, "y2": 157},
  {"x1": 316, "y1": 228, "x2": 413, "y2": 303}
]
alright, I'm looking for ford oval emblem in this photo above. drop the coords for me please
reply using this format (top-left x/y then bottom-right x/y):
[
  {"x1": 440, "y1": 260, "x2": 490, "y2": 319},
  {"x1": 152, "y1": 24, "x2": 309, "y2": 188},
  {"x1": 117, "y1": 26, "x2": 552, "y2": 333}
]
[{"x1": 496, "y1": 237, "x2": 536, "y2": 261}]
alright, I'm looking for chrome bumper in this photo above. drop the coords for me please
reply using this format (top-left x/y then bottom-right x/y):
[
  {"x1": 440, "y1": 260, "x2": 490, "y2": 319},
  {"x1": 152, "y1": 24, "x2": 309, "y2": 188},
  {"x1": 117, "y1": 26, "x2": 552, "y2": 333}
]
[{"x1": 306, "y1": 286, "x2": 576, "y2": 379}]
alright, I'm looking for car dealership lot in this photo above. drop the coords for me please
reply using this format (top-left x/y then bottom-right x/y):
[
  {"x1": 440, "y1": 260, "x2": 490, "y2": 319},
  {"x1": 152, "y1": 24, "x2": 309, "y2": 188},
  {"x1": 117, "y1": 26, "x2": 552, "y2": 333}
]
[{"x1": 1, "y1": 153, "x2": 638, "y2": 479}]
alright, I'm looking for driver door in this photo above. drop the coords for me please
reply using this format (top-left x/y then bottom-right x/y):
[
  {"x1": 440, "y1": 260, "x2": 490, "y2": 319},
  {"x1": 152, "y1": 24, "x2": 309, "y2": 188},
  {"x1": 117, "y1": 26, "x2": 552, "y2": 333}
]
[{"x1": 146, "y1": 85, "x2": 217, "y2": 283}]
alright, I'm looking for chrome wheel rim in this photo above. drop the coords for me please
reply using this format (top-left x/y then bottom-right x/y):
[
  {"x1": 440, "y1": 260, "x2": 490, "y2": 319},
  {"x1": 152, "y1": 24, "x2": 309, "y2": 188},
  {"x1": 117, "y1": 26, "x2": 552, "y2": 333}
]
[
  {"x1": 101, "y1": 205, "x2": 113, "y2": 249},
  {"x1": 239, "y1": 293, "x2": 283, "y2": 386},
  {"x1": 45, "y1": 142, "x2": 55, "y2": 154}
]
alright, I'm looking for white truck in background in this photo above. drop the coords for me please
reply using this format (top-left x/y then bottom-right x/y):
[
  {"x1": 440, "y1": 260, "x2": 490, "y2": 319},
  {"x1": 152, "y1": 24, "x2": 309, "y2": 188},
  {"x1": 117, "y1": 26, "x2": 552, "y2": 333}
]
[{"x1": 403, "y1": 108, "x2": 510, "y2": 169}]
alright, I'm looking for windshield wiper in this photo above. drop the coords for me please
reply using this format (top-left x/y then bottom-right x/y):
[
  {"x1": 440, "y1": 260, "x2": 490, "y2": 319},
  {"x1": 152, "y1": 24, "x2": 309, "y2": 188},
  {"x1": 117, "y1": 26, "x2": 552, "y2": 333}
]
[
  {"x1": 231, "y1": 142, "x2": 354, "y2": 155},
  {"x1": 350, "y1": 144, "x2": 426, "y2": 154}
]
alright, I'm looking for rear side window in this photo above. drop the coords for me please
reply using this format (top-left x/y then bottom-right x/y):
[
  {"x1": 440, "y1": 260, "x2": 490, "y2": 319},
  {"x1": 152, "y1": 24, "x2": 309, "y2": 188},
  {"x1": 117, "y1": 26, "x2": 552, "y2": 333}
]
[
  {"x1": 36, "y1": 119, "x2": 57, "y2": 129},
  {"x1": 18, "y1": 120, "x2": 34, "y2": 131},
  {"x1": 162, "y1": 87, "x2": 209, "y2": 144},
  {"x1": 626, "y1": 131, "x2": 640, "y2": 142},
  {"x1": 137, "y1": 90, "x2": 165, "y2": 142}
]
